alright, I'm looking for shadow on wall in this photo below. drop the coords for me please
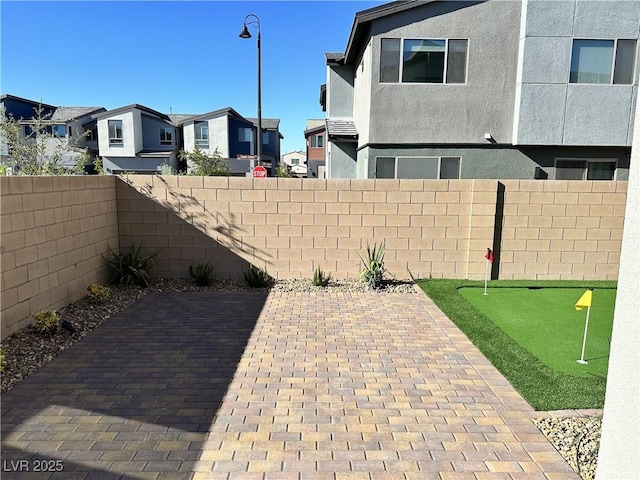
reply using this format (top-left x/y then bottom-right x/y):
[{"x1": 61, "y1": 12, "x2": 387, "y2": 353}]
[
  {"x1": 0, "y1": 290, "x2": 268, "y2": 479},
  {"x1": 116, "y1": 177, "x2": 271, "y2": 279}
]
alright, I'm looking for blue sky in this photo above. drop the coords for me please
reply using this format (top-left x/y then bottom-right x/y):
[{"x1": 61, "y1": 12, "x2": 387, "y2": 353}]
[{"x1": 1, "y1": 1, "x2": 384, "y2": 154}]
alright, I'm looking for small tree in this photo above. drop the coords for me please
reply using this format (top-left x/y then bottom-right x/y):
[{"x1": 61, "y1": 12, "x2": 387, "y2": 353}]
[
  {"x1": 1, "y1": 103, "x2": 90, "y2": 175},
  {"x1": 276, "y1": 163, "x2": 293, "y2": 178},
  {"x1": 178, "y1": 146, "x2": 229, "y2": 176}
]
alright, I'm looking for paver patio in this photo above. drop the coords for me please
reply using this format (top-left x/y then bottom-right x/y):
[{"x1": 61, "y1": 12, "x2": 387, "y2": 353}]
[{"x1": 1, "y1": 288, "x2": 580, "y2": 480}]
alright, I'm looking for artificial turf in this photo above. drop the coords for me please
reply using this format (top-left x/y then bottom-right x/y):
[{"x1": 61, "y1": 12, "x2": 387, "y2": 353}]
[
  {"x1": 416, "y1": 279, "x2": 617, "y2": 411},
  {"x1": 459, "y1": 287, "x2": 616, "y2": 378}
]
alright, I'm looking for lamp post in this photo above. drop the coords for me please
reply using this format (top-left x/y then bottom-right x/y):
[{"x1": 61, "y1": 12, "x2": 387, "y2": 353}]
[{"x1": 239, "y1": 14, "x2": 262, "y2": 174}]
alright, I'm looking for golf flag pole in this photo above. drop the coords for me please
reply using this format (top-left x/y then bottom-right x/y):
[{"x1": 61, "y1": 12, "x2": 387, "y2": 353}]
[
  {"x1": 483, "y1": 248, "x2": 494, "y2": 295},
  {"x1": 575, "y1": 289, "x2": 593, "y2": 365}
]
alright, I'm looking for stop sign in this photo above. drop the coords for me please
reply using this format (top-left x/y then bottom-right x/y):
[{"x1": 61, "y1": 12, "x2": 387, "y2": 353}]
[{"x1": 252, "y1": 166, "x2": 268, "y2": 178}]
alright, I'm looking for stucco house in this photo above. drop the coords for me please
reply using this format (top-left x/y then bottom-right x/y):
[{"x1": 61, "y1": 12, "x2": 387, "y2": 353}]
[
  {"x1": 281, "y1": 150, "x2": 308, "y2": 177},
  {"x1": 1, "y1": 94, "x2": 105, "y2": 171},
  {"x1": 320, "y1": 0, "x2": 638, "y2": 180},
  {"x1": 94, "y1": 104, "x2": 179, "y2": 174}
]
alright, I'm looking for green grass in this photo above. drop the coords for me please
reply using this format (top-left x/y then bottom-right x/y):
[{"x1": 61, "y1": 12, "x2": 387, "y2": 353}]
[{"x1": 416, "y1": 279, "x2": 617, "y2": 411}]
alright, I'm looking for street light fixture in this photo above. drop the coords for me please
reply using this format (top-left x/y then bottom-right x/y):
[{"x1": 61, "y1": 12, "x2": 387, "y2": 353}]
[{"x1": 239, "y1": 13, "x2": 262, "y2": 174}]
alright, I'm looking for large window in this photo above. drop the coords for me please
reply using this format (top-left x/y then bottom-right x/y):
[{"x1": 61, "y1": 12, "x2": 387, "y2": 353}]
[
  {"x1": 570, "y1": 39, "x2": 637, "y2": 84},
  {"x1": 375, "y1": 156, "x2": 461, "y2": 179},
  {"x1": 195, "y1": 122, "x2": 209, "y2": 148},
  {"x1": 381, "y1": 38, "x2": 468, "y2": 84},
  {"x1": 159, "y1": 127, "x2": 173, "y2": 146},
  {"x1": 108, "y1": 120, "x2": 123, "y2": 146},
  {"x1": 555, "y1": 158, "x2": 616, "y2": 180},
  {"x1": 52, "y1": 124, "x2": 66, "y2": 138}
]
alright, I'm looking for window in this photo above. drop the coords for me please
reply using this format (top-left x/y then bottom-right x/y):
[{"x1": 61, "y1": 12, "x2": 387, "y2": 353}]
[
  {"x1": 312, "y1": 134, "x2": 324, "y2": 148},
  {"x1": 195, "y1": 122, "x2": 209, "y2": 148},
  {"x1": 262, "y1": 131, "x2": 269, "y2": 145},
  {"x1": 381, "y1": 38, "x2": 468, "y2": 84},
  {"x1": 555, "y1": 158, "x2": 616, "y2": 180},
  {"x1": 52, "y1": 124, "x2": 66, "y2": 138},
  {"x1": 239, "y1": 127, "x2": 253, "y2": 143},
  {"x1": 570, "y1": 39, "x2": 637, "y2": 84},
  {"x1": 291, "y1": 158, "x2": 300, "y2": 165},
  {"x1": 159, "y1": 127, "x2": 173, "y2": 146},
  {"x1": 108, "y1": 120, "x2": 123, "y2": 146},
  {"x1": 85, "y1": 127, "x2": 97, "y2": 142},
  {"x1": 23, "y1": 125, "x2": 33, "y2": 137},
  {"x1": 375, "y1": 156, "x2": 461, "y2": 179}
]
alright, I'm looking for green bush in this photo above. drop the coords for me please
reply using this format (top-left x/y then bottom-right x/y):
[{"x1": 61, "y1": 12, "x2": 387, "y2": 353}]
[
  {"x1": 32, "y1": 310, "x2": 60, "y2": 336},
  {"x1": 312, "y1": 266, "x2": 331, "y2": 287},
  {"x1": 105, "y1": 242, "x2": 158, "y2": 287},
  {"x1": 189, "y1": 262, "x2": 215, "y2": 286},
  {"x1": 359, "y1": 242, "x2": 387, "y2": 289},
  {"x1": 86, "y1": 283, "x2": 110, "y2": 303},
  {"x1": 244, "y1": 265, "x2": 272, "y2": 288},
  {"x1": 179, "y1": 147, "x2": 229, "y2": 176}
]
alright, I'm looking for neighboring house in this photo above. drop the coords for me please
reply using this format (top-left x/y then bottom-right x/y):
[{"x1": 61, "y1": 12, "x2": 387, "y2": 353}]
[
  {"x1": 1, "y1": 94, "x2": 105, "y2": 171},
  {"x1": 94, "y1": 104, "x2": 179, "y2": 174},
  {"x1": 304, "y1": 119, "x2": 326, "y2": 178},
  {"x1": 281, "y1": 150, "x2": 308, "y2": 177},
  {"x1": 180, "y1": 107, "x2": 256, "y2": 175},
  {"x1": 247, "y1": 117, "x2": 284, "y2": 175},
  {"x1": 320, "y1": 0, "x2": 638, "y2": 180}
]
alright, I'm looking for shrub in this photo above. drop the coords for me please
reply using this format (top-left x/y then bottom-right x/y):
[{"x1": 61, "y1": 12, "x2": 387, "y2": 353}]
[
  {"x1": 312, "y1": 266, "x2": 331, "y2": 287},
  {"x1": 359, "y1": 242, "x2": 387, "y2": 289},
  {"x1": 0, "y1": 348, "x2": 6, "y2": 373},
  {"x1": 32, "y1": 310, "x2": 60, "y2": 336},
  {"x1": 86, "y1": 283, "x2": 110, "y2": 303},
  {"x1": 105, "y1": 242, "x2": 158, "y2": 287},
  {"x1": 179, "y1": 147, "x2": 229, "y2": 176},
  {"x1": 244, "y1": 265, "x2": 272, "y2": 288},
  {"x1": 189, "y1": 262, "x2": 215, "y2": 287}
]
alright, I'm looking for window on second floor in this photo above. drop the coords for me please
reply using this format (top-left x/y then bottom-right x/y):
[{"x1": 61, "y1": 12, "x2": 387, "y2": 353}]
[
  {"x1": 381, "y1": 38, "x2": 468, "y2": 84},
  {"x1": 376, "y1": 156, "x2": 461, "y2": 179},
  {"x1": 291, "y1": 158, "x2": 300, "y2": 165},
  {"x1": 555, "y1": 158, "x2": 616, "y2": 180},
  {"x1": 262, "y1": 131, "x2": 269, "y2": 145},
  {"x1": 239, "y1": 127, "x2": 252, "y2": 143},
  {"x1": 195, "y1": 122, "x2": 209, "y2": 148},
  {"x1": 570, "y1": 39, "x2": 637, "y2": 84},
  {"x1": 159, "y1": 127, "x2": 173, "y2": 146},
  {"x1": 52, "y1": 124, "x2": 66, "y2": 138},
  {"x1": 85, "y1": 126, "x2": 97, "y2": 142},
  {"x1": 311, "y1": 134, "x2": 324, "y2": 148},
  {"x1": 108, "y1": 120, "x2": 123, "y2": 147}
]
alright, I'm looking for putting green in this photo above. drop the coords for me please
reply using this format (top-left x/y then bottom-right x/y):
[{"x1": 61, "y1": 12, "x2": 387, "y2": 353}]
[{"x1": 458, "y1": 287, "x2": 616, "y2": 378}]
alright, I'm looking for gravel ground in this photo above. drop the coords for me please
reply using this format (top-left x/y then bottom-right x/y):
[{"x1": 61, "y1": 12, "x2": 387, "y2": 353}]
[
  {"x1": 0, "y1": 277, "x2": 601, "y2": 478},
  {"x1": 533, "y1": 416, "x2": 602, "y2": 480}
]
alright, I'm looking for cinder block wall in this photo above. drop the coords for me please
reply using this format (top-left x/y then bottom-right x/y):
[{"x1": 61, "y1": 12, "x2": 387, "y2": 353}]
[
  {"x1": 1, "y1": 176, "x2": 118, "y2": 338},
  {"x1": 117, "y1": 176, "x2": 499, "y2": 281},
  {"x1": 499, "y1": 180, "x2": 627, "y2": 280}
]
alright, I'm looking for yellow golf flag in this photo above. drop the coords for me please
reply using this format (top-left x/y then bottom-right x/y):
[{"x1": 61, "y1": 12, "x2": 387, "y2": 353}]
[{"x1": 575, "y1": 289, "x2": 593, "y2": 310}]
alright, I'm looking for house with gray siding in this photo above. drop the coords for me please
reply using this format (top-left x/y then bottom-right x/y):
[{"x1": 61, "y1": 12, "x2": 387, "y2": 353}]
[
  {"x1": 94, "y1": 104, "x2": 179, "y2": 174},
  {"x1": 321, "y1": 0, "x2": 638, "y2": 180}
]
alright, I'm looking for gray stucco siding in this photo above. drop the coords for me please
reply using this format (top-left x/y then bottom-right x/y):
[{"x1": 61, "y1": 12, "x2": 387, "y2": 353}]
[
  {"x1": 327, "y1": 66, "x2": 354, "y2": 118},
  {"x1": 329, "y1": 142, "x2": 357, "y2": 178},
  {"x1": 141, "y1": 114, "x2": 176, "y2": 151},
  {"x1": 103, "y1": 155, "x2": 178, "y2": 174},
  {"x1": 524, "y1": 1, "x2": 576, "y2": 37},
  {"x1": 520, "y1": 37, "x2": 572, "y2": 84},
  {"x1": 515, "y1": 84, "x2": 567, "y2": 145},
  {"x1": 573, "y1": 0, "x2": 640, "y2": 38},
  {"x1": 365, "y1": 0, "x2": 521, "y2": 146},
  {"x1": 360, "y1": 145, "x2": 630, "y2": 180}
]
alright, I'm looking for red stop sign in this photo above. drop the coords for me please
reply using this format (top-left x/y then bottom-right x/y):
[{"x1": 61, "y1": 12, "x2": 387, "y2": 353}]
[{"x1": 252, "y1": 166, "x2": 268, "y2": 178}]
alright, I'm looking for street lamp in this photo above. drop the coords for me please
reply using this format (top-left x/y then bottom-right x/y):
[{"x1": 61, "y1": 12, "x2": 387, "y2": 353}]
[{"x1": 239, "y1": 14, "x2": 262, "y2": 174}]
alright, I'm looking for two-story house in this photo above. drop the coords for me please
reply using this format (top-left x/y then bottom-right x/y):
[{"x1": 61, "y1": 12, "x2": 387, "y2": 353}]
[
  {"x1": 94, "y1": 104, "x2": 179, "y2": 174},
  {"x1": 321, "y1": 0, "x2": 638, "y2": 180},
  {"x1": 305, "y1": 119, "x2": 326, "y2": 178},
  {"x1": 1, "y1": 94, "x2": 105, "y2": 171},
  {"x1": 281, "y1": 150, "x2": 308, "y2": 177}
]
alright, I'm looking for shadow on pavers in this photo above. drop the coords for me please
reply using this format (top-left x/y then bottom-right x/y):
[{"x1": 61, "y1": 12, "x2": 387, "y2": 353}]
[{"x1": 1, "y1": 291, "x2": 268, "y2": 479}]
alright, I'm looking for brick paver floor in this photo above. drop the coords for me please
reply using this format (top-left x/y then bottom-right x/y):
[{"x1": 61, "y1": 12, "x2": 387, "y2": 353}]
[{"x1": 1, "y1": 289, "x2": 580, "y2": 480}]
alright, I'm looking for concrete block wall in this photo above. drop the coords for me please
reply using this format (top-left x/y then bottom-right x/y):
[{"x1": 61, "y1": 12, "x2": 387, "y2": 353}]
[
  {"x1": 1, "y1": 176, "x2": 118, "y2": 338},
  {"x1": 117, "y1": 176, "x2": 499, "y2": 281},
  {"x1": 499, "y1": 180, "x2": 627, "y2": 280}
]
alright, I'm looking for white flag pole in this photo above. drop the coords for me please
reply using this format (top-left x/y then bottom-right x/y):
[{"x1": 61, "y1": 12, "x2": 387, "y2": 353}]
[
  {"x1": 577, "y1": 305, "x2": 591, "y2": 364},
  {"x1": 483, "y1": 258, "x2": 489, "y2": 296}
]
